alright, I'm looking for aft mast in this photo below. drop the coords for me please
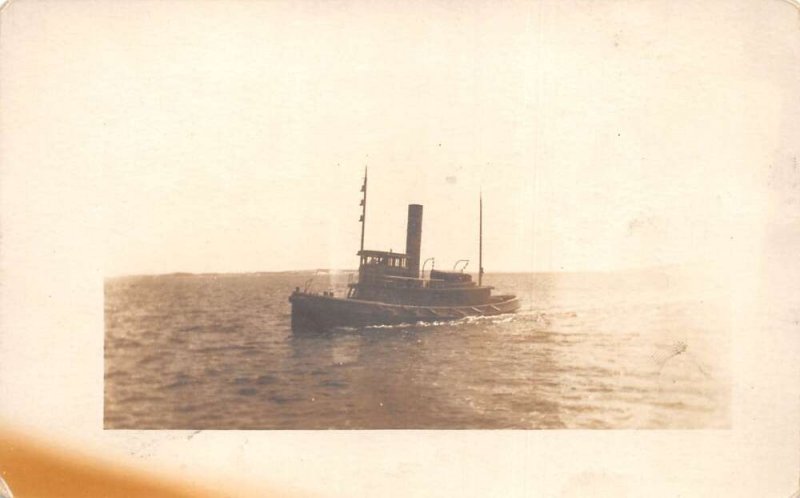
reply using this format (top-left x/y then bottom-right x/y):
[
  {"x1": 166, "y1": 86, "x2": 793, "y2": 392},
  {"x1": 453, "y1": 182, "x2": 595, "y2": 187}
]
[{"x1": 479, "y1": 192, "x2": 484, "y2": 287}]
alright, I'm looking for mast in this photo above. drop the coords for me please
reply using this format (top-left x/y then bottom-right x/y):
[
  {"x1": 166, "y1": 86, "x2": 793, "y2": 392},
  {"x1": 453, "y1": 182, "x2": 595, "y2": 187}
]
[
  {"x1": 479, "y1": 192, "x2": 484, "y2": 287},
  {"x1": 359, "y1": 167, "x2": 368, "y2": 259}
]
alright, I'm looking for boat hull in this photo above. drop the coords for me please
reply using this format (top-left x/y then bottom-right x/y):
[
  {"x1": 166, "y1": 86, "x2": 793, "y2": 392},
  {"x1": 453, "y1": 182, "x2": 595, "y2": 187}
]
[{"x1": 289, "y1": 292, "x2": 520, "y2": 331}]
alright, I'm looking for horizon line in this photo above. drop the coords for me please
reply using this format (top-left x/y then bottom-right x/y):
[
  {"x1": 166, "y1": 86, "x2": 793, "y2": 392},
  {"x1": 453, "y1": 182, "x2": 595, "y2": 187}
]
[{"x1": 104, "y1": 262, "x2": 702, "y2": 279}]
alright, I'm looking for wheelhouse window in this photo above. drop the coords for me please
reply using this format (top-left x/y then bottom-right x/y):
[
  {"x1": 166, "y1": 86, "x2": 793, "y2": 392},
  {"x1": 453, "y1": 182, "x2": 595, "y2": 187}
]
[{"x1": 360, "y1": 252, "x2": 408, "y2": 268}]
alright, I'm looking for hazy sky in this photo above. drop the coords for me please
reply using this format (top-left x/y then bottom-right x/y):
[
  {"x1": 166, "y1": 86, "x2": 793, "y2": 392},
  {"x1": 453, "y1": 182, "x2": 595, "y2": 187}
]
[{"x1": 2, "y1": 0, "x2": 797, "y2": 275}]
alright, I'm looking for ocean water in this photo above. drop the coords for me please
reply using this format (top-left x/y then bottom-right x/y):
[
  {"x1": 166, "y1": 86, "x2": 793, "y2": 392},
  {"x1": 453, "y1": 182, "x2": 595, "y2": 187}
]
[{"x1": 104, "y1": 270, "x2": 730, "y2": 429}]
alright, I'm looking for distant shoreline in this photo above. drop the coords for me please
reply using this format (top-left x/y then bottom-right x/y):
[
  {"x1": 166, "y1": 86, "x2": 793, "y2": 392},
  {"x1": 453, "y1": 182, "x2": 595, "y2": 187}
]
[{"x1": 104, "y1": 263, "x2": 708, "y2": 280}]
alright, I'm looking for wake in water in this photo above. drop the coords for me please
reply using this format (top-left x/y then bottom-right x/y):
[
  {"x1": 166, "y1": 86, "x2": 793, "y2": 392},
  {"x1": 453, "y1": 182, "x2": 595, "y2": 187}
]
[
  {"x1": 329, "y1": 312, "x2": 523, "y2": 333},
  {"x1": 340, "y1": 309, "x2": 582, "y2": 333}
]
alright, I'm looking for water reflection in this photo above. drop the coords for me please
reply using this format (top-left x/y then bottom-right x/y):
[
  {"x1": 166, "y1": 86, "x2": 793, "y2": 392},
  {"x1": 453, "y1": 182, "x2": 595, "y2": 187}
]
[{"x1": 287, "y1": 314, "x2": 565, "y2": 429}]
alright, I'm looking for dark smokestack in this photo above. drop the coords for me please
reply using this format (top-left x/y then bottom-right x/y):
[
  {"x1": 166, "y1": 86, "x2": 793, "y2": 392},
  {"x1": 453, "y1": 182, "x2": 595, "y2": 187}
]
[{"x1": 405, "y1": 204, "x2": 423, "y2": 277}]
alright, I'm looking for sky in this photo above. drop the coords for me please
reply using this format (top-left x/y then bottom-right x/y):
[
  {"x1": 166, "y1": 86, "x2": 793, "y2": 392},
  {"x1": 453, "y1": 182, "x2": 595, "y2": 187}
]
[{"x1": 2, "y1": 0, "x2": 797, "y2": 275}]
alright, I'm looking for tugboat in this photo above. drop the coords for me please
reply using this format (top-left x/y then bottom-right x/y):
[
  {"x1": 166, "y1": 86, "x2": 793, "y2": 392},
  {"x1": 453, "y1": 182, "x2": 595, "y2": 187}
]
[{"x1": 289, "y1": 170, "x2": 520, "y2": 330}]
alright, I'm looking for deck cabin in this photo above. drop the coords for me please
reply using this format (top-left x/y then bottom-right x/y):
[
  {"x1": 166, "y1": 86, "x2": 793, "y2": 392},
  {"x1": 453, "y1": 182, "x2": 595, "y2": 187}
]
[{"x1": 349, "y1": 249, "x2": 492, "y2": 306}]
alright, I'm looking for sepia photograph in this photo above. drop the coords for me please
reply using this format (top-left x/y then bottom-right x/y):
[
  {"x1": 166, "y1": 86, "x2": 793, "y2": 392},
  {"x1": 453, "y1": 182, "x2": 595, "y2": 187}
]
[
  {"x1": 94, "y1": 1, "x2": 741, "y2": 432},
  {"x1": 105, "y1": 168, "x2": 732, "y2": 430},
  {"x1": 2, "y1": 0, "x2": 799, "y2": 496}
]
